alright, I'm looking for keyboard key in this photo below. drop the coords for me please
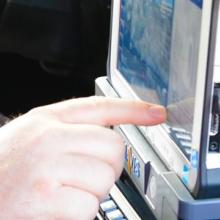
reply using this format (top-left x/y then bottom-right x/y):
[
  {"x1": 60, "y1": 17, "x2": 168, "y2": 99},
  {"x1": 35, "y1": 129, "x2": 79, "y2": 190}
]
[
  {"x1": 179, "y1": 140, "x2": 191, "y2": 148},
  {"x1": 171, "y1": 127, "x2": 190, "y2": 135},
  {"x1": 106, "y1": 209, "x2": 124, "y2": 220},
  {"x1": 175, "y1": 133, "x2": 191, "y2": 141},
  {"x1": 100, "y1": 200, "x2": 117, "y2": 216}
]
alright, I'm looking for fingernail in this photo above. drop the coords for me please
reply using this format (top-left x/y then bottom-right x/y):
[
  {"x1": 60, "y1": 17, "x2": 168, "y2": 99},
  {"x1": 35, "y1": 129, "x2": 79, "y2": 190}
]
[{"x1": 147, "y1": 105, "x2": 166, "y2": 118}]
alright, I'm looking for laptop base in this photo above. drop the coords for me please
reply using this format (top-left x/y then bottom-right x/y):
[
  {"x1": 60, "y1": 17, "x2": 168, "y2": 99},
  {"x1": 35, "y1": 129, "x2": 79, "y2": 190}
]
[{"x1": 95, "y1": 76, "x2": 220, "y2": 220}]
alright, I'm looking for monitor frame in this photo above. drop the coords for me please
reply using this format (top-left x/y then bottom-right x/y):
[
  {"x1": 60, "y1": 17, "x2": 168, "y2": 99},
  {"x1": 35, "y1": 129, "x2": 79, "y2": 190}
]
[{"x1": 109, "y1": 0, "x2": 215, "y2": 197}]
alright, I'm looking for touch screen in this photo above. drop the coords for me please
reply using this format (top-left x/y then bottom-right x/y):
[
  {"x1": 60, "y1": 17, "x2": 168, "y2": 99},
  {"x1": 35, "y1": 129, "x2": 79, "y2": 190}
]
[{"x1": 117, "y1": 0, "x2": 203, "y2": 160}]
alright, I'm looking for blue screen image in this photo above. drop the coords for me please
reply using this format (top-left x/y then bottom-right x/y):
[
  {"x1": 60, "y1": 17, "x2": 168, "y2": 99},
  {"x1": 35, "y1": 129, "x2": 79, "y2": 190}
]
[
  {"x1": 118, "y1": 0, "x2": 174, "y2": 106},
  {"x1": 117, "y1": 0, "x2": 202, "y2": 160}
]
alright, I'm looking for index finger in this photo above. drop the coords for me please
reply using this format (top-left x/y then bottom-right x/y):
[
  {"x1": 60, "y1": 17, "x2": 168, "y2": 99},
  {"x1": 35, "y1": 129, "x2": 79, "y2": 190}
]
[{"x1": 45, "y1": 96, "x2": 167, "y2": 126}]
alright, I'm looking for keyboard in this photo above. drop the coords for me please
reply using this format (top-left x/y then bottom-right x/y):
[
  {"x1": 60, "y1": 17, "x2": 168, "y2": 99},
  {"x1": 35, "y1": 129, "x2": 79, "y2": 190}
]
[{"x1": 96, "y1": 184, "x2": 141, "y2": 220}]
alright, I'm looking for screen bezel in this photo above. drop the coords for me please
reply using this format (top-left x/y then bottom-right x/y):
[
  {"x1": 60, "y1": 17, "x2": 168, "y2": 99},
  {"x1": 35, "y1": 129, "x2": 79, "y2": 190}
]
[{"x1": 109, "y1": 0, "x2": 213, "y2": 193}]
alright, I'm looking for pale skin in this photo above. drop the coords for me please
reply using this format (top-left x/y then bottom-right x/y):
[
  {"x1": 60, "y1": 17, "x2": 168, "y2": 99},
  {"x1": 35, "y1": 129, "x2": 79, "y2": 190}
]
[{"x1": 0, "y1": 96, "x2": 166, "y2": 220}]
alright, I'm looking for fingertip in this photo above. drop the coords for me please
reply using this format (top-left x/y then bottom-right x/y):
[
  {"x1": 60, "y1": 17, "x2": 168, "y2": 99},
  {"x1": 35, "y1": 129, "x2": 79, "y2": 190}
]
[
  {"x1": 147, "y1": 105, "x2": 167, "y2": 119},
  {"x1": 144, "y1": 105, "x2": 167, "y2": 125}
]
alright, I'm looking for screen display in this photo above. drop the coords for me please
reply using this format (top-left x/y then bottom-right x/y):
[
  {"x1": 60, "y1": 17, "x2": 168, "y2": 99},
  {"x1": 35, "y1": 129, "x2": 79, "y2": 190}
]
[{"x1": 118, "y1": 0, "x2": 203, "y2": 160}]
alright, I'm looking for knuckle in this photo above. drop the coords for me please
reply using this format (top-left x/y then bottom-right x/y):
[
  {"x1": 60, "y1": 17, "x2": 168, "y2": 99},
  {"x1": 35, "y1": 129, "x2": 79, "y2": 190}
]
[
  {"x1": 96, "y1": 165, "x2": 115, "y2": 198},
  {"x1": 87, "y1": 96, "x2": 115, "y2": 125},
  {"x1": 27, "y1": 122, "x2": 60, "y2": 150},
  {"x1": 39, "y1": 121, "x2": 62, "y2": 140},
  {"x1": 102, "y1": 166, "x2": 116, "y2": 193},
  {"x1": 86, "y1": 195, "x2": 99, "y2": 219},
  {"x1": 106, "y1": 130, "x2": 125, "y2": 179},
  {"x1": 28, "y1": 106, "x2": 46, "y2": 116},
  {"x1": 77, "y1": 194, "x2": 99, "y2": 220},
  {"x1": 112, "y1": 131, "x2": 124, "y2": 146},
  {"x1": 32, "y1": 177, "x2": 54, "y2": 197},
  {"x1": 31, "y1": 125, "x2": 50, "y2": 144},
  {"x1": 106, "y1": 165, "x2": 116, "y2": 183},
  {"x1": 89, "y1": 96, "x2": 111, "y2": 109},
  {"x1": 111, "y1": 131, "x2": 125, "y2": 159},
  {"x1": 28, "y1": 106, "x2": 56, "y2": 121},
  {"x1": 39, "y1": 122, "x2": 59, "y2": 139}
]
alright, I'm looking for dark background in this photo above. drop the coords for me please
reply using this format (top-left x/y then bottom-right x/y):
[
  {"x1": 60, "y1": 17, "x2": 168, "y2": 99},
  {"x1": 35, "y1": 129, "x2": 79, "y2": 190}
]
[{"x1": 0, "y1": 0, "x2": 111, "y2": 117}]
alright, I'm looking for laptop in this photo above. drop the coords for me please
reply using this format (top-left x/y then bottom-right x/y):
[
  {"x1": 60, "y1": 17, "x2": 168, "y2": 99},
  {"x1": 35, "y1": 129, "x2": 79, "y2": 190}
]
[{"x1": 108, "y1": 0, "x2": 220, "y2": 199}]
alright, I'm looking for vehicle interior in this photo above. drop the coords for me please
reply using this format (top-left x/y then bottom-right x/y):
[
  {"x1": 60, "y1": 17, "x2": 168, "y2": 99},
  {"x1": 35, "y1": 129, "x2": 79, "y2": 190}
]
[
  {"x1": 3, "y1": 1, "x2": 220, "y2": 219},
  {"x1": 0, "y1": 0, "x2": 111, "y2": 117}
]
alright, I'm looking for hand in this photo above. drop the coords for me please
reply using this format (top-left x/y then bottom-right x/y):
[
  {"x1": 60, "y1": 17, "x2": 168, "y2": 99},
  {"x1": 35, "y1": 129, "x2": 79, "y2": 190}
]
[{"x1": 0, "y1": 96, "x2": 166, "y2": 219}]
